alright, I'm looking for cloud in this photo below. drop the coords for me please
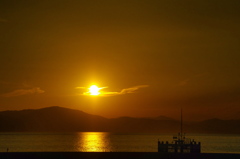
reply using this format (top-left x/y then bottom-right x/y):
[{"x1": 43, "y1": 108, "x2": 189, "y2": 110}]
[
  {"x1": 76, "y1": 85, "x2": 149, "y2": 96},
  {"x1": 76, "y1": 86, "x2": 107, "y2": 95},
  {"x1": 1, "y1": 87, "x2": 45, "y2": 97},
  {"x1": 75, "y1": 87, "x2": 87, "y2": 89},
  {"x1": 118, "y1": 85, "x2": 149, "y2": 94}
]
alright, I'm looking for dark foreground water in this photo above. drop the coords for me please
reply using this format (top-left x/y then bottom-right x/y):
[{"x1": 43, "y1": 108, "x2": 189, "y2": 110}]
[{"x1": 0, "y1": 132, "x2": 240, "y2": 153}]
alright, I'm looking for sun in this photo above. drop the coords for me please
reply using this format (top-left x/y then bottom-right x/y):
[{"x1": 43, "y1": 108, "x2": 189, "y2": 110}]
[{"x1": 89, "y1": 85, "x2": 101, "y2": 95}]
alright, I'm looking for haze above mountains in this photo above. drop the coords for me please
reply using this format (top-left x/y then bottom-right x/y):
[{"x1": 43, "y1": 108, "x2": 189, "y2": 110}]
[{"x1": 0, "y1": 106, "x2": 239, "y2": 134}]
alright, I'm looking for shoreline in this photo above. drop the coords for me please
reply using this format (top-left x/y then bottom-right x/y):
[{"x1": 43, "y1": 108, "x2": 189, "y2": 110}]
[{"x1": 1, "y1": 152, "x2": 240, "y2": 159}]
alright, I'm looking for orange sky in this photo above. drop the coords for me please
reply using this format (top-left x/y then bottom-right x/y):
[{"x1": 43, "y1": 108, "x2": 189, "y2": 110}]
[{"x1": 0, "y1": 0, "x2": 240, "y2": 121}]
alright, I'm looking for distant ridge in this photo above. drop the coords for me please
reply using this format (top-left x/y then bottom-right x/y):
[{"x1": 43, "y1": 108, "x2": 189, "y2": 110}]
[
  {"x1": 0, "y1": 106, "x2": 239, "y2": 133},
  {"x1": 151, "y1": 115, "x2": 176, "y2": 121}
]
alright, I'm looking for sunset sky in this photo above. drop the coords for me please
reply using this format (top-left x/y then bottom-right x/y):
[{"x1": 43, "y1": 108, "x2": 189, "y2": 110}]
[{"x1": 0, "y1": 0, "x2": 240, "y2": 121}]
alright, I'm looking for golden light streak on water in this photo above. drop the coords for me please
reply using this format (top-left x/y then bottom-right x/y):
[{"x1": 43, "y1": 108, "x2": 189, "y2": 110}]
[{"x1": 77, "y1": 132, "x2": 109, "y2": 152}]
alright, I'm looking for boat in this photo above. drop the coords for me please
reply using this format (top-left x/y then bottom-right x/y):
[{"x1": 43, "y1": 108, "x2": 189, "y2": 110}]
[{"x1": 158, "y1": 109, "x2": 201, "y2": 153}]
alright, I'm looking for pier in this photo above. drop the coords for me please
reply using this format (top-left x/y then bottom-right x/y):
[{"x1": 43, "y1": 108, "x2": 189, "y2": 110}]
[{"x1": 158, "y1": 109, "x2": 201, "y2": 153}]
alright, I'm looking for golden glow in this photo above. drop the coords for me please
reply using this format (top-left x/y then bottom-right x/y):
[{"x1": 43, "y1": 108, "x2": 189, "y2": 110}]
[
  {"x1": 79, "y1": 85, "x2": 148, "y2": 96},
  {"x1": 77, "y1": 132, "x2": 109, "y2": 152},
  {"x1": 89, "y1": 85, "x2": 100, "y2": 95}
]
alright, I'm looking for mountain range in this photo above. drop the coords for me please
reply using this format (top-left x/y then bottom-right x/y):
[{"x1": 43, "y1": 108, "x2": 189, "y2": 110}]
[{"x1": 0, "y1": 106, "x2": 239, "y2": 133}]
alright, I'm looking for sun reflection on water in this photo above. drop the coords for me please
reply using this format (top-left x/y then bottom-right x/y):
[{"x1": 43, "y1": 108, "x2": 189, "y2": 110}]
[{"x1": 77, "y1": 132, "x2": 110, "y2": 152}]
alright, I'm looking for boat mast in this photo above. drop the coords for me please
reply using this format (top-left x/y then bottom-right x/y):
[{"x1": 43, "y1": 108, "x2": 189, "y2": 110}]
[{"x1": 180, "y1": 108, "x2": 183, "y2": 140}]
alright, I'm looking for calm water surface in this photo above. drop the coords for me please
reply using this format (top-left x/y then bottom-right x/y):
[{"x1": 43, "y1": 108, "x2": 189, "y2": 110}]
[{"x1": 0, "y1": 132, "x2": 240, "y2": 153}]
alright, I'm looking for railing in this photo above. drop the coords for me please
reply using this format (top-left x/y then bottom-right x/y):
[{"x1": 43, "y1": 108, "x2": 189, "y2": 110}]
[{"x1": 158, "y1": 140, "x2": 201, "y2": 153}]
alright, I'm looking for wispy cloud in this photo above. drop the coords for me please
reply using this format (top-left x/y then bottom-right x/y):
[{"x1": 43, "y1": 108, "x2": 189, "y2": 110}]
[
  {"x1": 111, "y1": 85, "x2": 149, "y2": 95},
  {"x1": 76, "y1": 85, "x2": 149, "y2": 96},
  {"x1": 1, "y1": 87, "x2": 45, "y2": 97}
]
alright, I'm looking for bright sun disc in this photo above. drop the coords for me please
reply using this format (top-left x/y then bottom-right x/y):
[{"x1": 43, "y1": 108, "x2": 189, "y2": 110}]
[{"x1": 89, "y1": 85, "x2": 100, "y2": 95}]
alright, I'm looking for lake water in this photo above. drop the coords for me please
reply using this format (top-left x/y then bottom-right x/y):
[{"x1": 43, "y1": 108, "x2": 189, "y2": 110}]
[{"x1": 0, "y1": 132, "x2": 240, "y2": 153}]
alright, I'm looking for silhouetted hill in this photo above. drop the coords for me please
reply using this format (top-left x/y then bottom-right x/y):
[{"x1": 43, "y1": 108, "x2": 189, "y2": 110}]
[
  {"x1": 0, "y1": 106, "x2": 239, "y2": 133},
  {"x1": 151, "y1": 115, "x2": 176, "y2": 121},
  {"x1": 108, "y1": 117, "x2": 179, "y2": 132},
  {"x1": 0, "y1": 106, "x2": 108, "y2": 132},
  {"x1": 189, "y1": 118, "x2": 240, "y2": 134}
]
